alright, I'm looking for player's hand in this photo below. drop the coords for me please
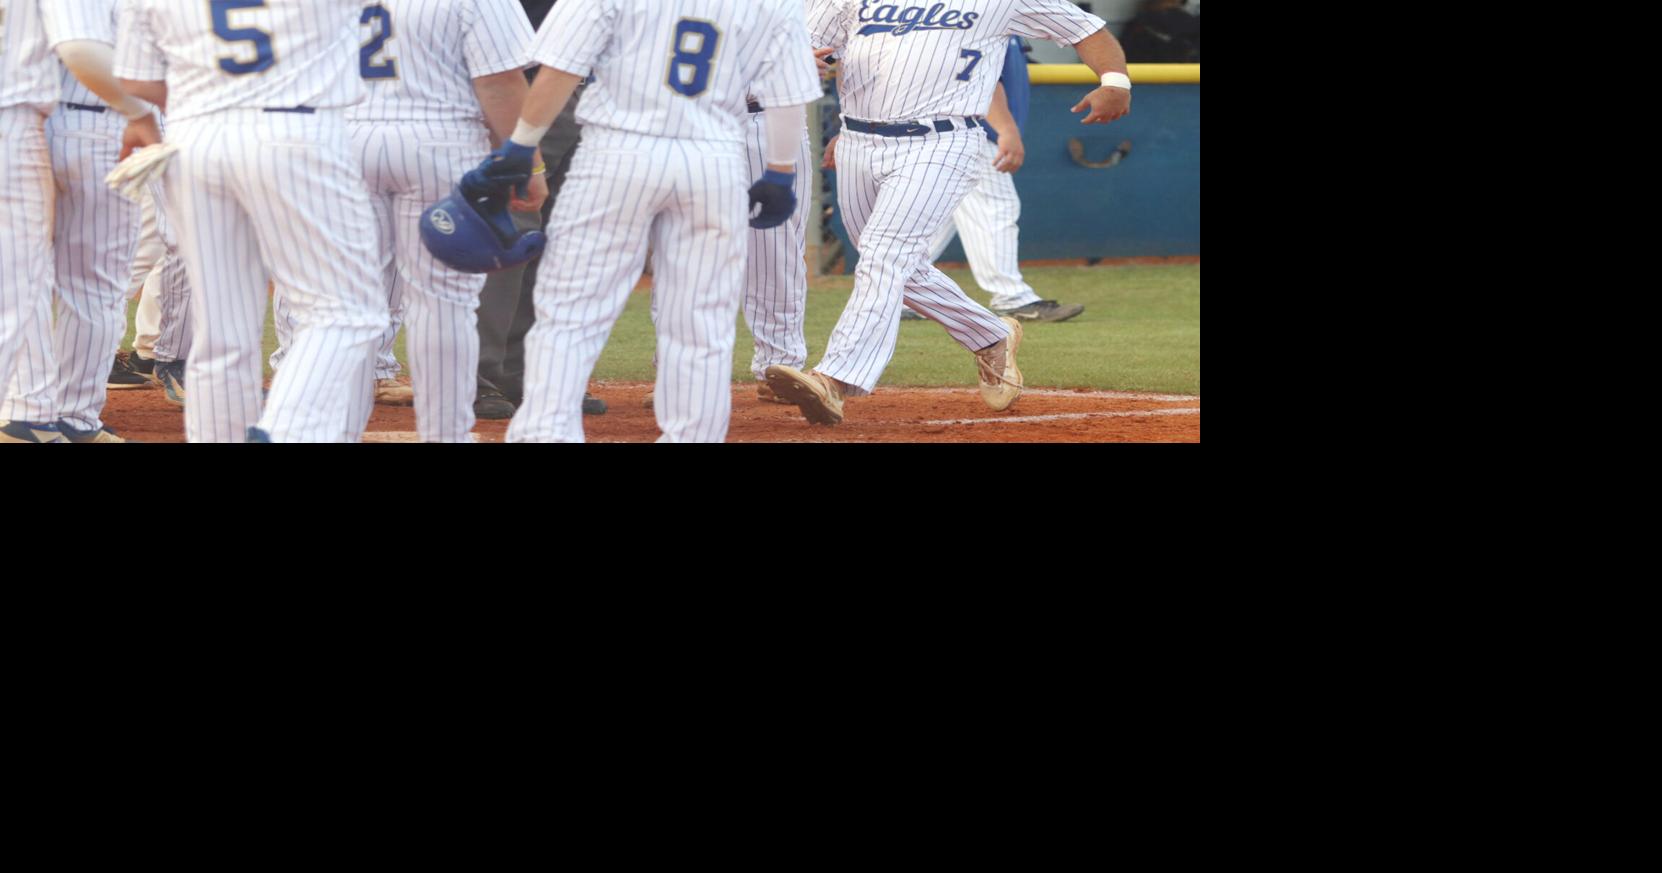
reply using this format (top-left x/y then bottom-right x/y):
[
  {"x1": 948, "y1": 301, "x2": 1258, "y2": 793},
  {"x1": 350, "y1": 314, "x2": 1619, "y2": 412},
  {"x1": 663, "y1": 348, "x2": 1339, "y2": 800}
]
[
  {"x1": 749, "y1": 167, "x2": 796, "y2": 229},
  {"x1": 461, "y1": 141, "x2": 536, "y2": 200},
  {"x1": 992, "y1": 130, "x2": 1025, "y2": 173},
  {"x1": 120, "y1": 113, "x2": 162, "y2": 161},
  {"x1": 822, "y1": 135, "x2": 839, "y2": 170},
  {"x1": 511, "y1": 170, "x2": 549, "y2": 212},
  {"x1": 1071, "y1": 86, "x2": 1131, "y2": 125},
  {"x1": 815, "y1": 47, "x2": 837, "y2": 78}
]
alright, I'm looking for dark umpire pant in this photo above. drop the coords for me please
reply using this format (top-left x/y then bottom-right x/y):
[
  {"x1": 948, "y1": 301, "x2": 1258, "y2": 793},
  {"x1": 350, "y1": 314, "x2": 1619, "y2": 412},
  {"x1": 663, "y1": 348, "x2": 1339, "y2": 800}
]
[{"x1": 477, "y1": 87, "x2": 582, "y2": 404}]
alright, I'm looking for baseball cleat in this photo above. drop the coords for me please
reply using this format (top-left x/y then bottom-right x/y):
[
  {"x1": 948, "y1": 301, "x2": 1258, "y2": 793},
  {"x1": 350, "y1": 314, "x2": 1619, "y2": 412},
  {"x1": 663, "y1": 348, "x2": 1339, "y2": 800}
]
[
  {"x1": 583, "y1": 393, "x2": 607, "y2": 416},
  {"x1": 0, "y1": 420, "x2": 70, "y2": 443},
  {"x1": 764, "y1": 365, "x2": 845, "y2": 425},
  {"x1": 974, "y1": 317, "x2": 1023, "y2": 412},
  {"x1": 108, "y1": 351, "x2": 153, "y2": 390},
  {"x1": 245, "y1": 427, "x2": 272, "y2": 443},
  {"x1": 994, "y1": 299, "x2": 1084, "y2": 323},
  {"x1": 375, "y1": 378, "x2": 415, "y2": 406},
  {"x1": 154, "y1": 359, "x2": 187, "y2": 406},
  {"x1": 474, "y1": 387, "x2": 516, "y2": 420},
  {"x1": 56, "y1": 421, "x2": 129, "y2": 443},
  {"x1": 126, "y1": 351, "x2": 156, "y2": 377}
]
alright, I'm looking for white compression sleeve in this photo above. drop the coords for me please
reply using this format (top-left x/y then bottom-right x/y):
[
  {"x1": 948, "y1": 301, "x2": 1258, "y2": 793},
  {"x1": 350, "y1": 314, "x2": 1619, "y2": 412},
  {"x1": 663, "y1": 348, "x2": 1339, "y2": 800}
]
[
  {"x1": 56, "y1": 40, "x2": 153, "y2": 120},
  {"x1": 763, "y1": 104, "x2": 807, "y2": 168}
]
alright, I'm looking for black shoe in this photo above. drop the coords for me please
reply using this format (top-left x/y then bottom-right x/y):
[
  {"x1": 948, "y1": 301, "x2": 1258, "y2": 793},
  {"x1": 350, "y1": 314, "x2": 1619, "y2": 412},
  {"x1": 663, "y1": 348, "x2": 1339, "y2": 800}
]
[
  {"x1": 246, "y1": 427, "x2": 272, "y2": 443},
  {"x1": 900, "y1": 309, "x2": 927, "y2": 321},
  {"x1": 127, "y1": 351, "x2": 155, "y2": 377},
  {"x1": 582, "y1": 393, "x2": 607, "y2": 416},
  {"x1": 108, "y1": 351, "x2": 152, "y2": 390},
  {"x1": 475, "y1": 388, "x2": 516, "y2": 420},
  {"x1": 993, "y1": 300, "x2": 1085, "y2": 323}
]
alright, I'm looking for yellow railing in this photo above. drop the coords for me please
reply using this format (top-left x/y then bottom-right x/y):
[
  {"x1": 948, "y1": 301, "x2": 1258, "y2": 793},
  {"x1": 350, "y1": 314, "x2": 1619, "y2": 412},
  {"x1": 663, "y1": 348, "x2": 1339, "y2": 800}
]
[{"x1": 1029, "y1": 63, "x2": 1200, "y2": 85}]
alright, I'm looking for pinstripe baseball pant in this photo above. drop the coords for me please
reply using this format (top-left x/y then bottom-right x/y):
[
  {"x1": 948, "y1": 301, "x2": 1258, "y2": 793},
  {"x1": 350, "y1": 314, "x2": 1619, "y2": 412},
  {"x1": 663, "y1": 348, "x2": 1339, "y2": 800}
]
[
  {"x1": 165, "y1": 109, "x2": 388, "y2": 443},
  {"x1": 819, "y1": 126, "x2": 1010, "y2": 396},
  {"x1": 3, "y1": 107, "x2": 139, "y2": 431},
  {"x1": 0, "y1": 106, "x2": 56, "y2": 425},
  {"x1": 927, "y1": 136, "x2": 1041, "y2": 312}
]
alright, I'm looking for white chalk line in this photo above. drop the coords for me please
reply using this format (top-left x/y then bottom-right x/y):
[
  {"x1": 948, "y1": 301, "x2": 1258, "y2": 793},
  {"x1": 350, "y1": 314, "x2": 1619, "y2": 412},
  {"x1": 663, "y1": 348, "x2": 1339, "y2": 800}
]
[{"x1": 921, "y1": 408, "x2": 1201, "y2": 426}]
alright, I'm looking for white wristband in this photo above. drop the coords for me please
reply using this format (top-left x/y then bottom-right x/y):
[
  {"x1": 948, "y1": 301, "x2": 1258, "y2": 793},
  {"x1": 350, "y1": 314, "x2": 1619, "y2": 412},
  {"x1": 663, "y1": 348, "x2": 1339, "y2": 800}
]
[
  {"x1": 510, "y1": 118, "x2": 549, "y2": 148},
  {"x1": 1101, "y1": 72, "x2": 1132, "y2": 91}
]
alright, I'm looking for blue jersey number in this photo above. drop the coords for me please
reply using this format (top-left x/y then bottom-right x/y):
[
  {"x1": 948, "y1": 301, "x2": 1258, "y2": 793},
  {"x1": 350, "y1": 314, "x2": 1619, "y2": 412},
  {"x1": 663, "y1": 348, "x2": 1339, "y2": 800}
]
[
  {"x1": 212, "y1": 0, "x2": 275, "y2": 76},
  {"x1": 955, "y1": 49, "x2": 983, "y2": 82},
  {"x1": 667, "y1": 19, "x2": 720, "y2": 97},
  {"x1": 361, "y1": 5, "x2": 398, "y2": 80}
]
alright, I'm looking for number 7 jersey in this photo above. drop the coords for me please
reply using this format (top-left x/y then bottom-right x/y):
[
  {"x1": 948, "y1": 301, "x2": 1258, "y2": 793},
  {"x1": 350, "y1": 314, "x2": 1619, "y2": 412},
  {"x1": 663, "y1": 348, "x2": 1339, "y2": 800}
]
[
  {"x1": 113, "y1": 0, "x2": 366, "y2": 123},
  {"x1": 532, "y1": 0, "x2": 822, "y2": 144},
  {"x1": 808, "y1": 0, "x2": 1106, "y2": 122}
]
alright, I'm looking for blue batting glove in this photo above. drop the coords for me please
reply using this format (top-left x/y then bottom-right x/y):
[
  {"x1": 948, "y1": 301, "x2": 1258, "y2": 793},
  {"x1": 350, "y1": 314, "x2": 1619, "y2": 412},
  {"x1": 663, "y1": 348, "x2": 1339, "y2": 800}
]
[
  {"x1": 748, "y1": 169, "x2": 797, "y2": 229},
  {"x1": 461, "y1": 141, "x2": 536, "y2": 200}
]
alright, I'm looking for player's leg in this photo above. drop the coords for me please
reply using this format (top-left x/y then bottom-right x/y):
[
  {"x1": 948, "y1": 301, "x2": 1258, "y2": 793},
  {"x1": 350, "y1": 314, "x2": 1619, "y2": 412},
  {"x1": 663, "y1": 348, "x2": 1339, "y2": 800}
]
[
  {"x1": 651, "y1": 142, "x2": 748, "y2": 443},
  {"x1": 742, "y1": 116, "x2": 811, "y2": 384},
  {"x1": 240, "y1": 111, "x2": 389, "y2": 443},
  {"x1": 45, "y1": 110, "x2": 140, "y2": 432},
  {"x1": 815, "y1": 131, "x2": 1006, "y2": 395},
  {"x1": 352, "y1": 124, "x2": 407, "y2": 391},
  {"x1": 0, "y1": 291, "x2": 56, "y2": 426},
  {"x1": 395, "y1": 132, "x2": 491, "y2": 444},
  {"x1": 0, "y1": 107, "x2": 60, "y2": 440},
  {"x1": 507, "y1": 131, "x2": 666, "y2": 443},
  {"x1": 134, "y1": 180, "x2": 193, "y2": 378},
  {"x1": 164, "y1": 122, "x2": 272, "y2": 443},
  {"x1": 953, "y1": 139, "x2": 1041, "y2": 312}
]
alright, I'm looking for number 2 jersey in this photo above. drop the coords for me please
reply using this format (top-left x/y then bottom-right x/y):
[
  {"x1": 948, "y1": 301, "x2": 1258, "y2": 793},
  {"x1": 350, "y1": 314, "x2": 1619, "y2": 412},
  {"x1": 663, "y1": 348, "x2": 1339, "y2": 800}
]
[
  {"x1": 808, "y1": 0, "x2": 1106, "y2": 123},
  {"x1": 346, "y1": 0, "x2": 535, "y2": 128},
  {"x1": 113, "y1": 0, "x2": 366, "y2": 123},
  {"x1": 531, "y1": 0, "x2": 822, "y2": 144}
]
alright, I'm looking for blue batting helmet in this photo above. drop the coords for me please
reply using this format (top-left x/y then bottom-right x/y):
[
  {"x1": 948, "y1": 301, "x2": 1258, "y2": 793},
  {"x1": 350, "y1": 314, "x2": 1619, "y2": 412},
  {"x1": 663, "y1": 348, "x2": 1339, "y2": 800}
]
[{"x1": 419, "y1": 185, "x2": 546, "y2": 274}]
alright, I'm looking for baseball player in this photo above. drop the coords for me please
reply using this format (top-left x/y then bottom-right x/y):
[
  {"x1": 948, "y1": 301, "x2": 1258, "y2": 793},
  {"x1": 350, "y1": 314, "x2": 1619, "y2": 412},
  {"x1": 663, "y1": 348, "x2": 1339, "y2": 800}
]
[
  {"x1": 766, "y1": 0, "x2": 1130, "y2": 426},
  {"x1": 644, "y1": 87, "x2": 817, "y2": 411},
  {"x1": 1, "y1": 1, "x2": 70, "y2": 443},
  {"x1": 342, "y1": 0, "x2": 539, "y2": 443},
  {"x1": 115, "y1": 0, "x2": 390, "y2": 443},
  {"x1": 923, "y1": 37, "x2": 1082, "y2": 323},
  {"x1": 2, "y1": 0, "x2": 172, "y2": 444},
  {"x1": 471, "y1": 0, "x2": 822, "y2": 443}
]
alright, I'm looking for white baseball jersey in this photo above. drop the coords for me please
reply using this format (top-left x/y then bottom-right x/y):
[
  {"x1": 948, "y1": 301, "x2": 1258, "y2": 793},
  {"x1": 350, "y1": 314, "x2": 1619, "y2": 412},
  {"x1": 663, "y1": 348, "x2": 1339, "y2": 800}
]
[
  {"x1": 52, "y1": 0, "x2": 119, "y2": 108},
  {"x1": 808, "y1": 0, "x2": 1103, "y2": 121},
  {"x1": 113, "y1": 0, "x2": 366, "y2": 122},
  {"x1": 346, "y1": 0, "x2": 534, "y2": 126},
  {"x1": 1, "y1": 1, "x2": 73, "y2": 109},
  {"x1": 531, "y1": 0, "x2": 822, "y2": 142}
]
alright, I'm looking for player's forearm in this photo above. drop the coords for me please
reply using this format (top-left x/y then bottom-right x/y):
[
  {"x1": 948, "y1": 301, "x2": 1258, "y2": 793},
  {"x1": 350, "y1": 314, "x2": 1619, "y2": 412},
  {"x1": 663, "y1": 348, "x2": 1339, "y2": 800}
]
[
  {"x1": 57, "y1": 41, "x2": 154, "y2": 120},
  {"x1": 985, "y1": 82, "x2": 1018, "y2": 139},
  {"x1": 118, "y1": 79, "x2": 168, "y2": 112},
  {"x1": 510, "y1": 66, "x2": 584, "y2": 146},
  {"x1": 473, "y1": 68, "x2": 532, "y2": 148},
  {"x1": 1073, "y1": 27, "x2": 1128, "y2": 77}
]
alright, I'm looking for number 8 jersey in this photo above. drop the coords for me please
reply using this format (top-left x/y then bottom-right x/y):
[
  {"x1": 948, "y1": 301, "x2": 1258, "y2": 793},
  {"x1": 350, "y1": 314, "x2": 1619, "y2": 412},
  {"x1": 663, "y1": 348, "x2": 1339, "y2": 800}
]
[
  {"x1": 113, "y1": 0, "x2": 366, "y2": 123},
  {"x1": 532, "y1": 0, "x2": 822, "y2": 144}
]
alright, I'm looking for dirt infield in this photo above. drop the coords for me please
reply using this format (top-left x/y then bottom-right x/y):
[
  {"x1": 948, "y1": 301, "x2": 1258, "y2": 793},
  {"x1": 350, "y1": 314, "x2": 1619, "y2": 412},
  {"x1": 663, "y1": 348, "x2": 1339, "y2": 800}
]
[{"x1": 101, "y1": 380, "x2": 1200, "y2": 443}]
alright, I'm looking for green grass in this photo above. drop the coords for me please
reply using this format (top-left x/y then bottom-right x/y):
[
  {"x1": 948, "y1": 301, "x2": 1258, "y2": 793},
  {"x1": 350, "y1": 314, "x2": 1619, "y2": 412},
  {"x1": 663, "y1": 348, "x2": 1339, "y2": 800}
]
[
  {"x1": 126, "y1": 263, "x2": 1200, "y2": 397},
  {"x1": 597, "y1": 263, "x2": 1199, "y2": 395}
]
